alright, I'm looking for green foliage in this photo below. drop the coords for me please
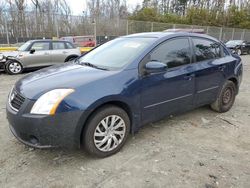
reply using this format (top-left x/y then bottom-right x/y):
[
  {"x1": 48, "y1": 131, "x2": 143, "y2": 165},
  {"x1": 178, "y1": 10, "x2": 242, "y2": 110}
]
[
  {"x1": 130, "y1": 6, "x2": 250, "y2": 29},
  {"x1": 130, "y1": 8, "x2": 158, "y2": 22}
]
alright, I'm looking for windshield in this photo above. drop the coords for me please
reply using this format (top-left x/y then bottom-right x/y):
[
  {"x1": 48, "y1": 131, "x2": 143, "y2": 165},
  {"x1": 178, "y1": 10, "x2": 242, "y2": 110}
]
[
  {"x1": 77, "y1": 37, "x2": 156, "y2": 69},
  {"x1": 226, "y1": 40, "x2": 243, "y2": 46},
  {"x1": 18, "y1": 41, "x2": 31, "y2": 51}
]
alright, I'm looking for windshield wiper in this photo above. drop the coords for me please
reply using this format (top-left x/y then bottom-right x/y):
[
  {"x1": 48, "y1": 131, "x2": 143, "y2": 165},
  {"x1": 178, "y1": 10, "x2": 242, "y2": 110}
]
[{"x1": 78, "y1": 61, "x2": 108, "y2": 70}]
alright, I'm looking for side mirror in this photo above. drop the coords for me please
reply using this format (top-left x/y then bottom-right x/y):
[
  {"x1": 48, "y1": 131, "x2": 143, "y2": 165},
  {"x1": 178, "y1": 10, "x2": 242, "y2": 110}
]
[
  {"x1": 242, "y1": 43, "x2": 246, "y2": 46},
  {"x1": 145, "y1": 61, "x2": 167, "y2": 74},
  {"x1": 30, "y1": 49, "x2": 35, "y2": 54}
]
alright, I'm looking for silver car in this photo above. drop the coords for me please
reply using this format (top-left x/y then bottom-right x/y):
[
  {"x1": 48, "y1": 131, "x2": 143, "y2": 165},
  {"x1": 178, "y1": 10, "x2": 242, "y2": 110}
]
[{"x1": 0, "y1": 40, "x2": 81, "y2": 75}]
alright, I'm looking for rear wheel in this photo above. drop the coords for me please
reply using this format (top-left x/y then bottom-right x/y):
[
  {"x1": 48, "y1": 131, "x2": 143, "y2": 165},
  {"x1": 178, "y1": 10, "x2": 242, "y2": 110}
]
[
  {"x1": 65, "y1": 56, "x2": 78, "y2": 62},
  {"x1": 5, "y1": 60, "x2": 23, "y2": 75},
  {"x1": 82, "y1": 105, "x2": 130, "y2": 158},
  {"x1": 210, "y1": 81, "x2": 236, "y2": 113}
]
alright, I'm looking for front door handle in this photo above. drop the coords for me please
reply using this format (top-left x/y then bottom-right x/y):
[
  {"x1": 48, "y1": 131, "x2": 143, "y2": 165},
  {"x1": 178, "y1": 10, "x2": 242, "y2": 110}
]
[
  {"x1": 184, "y1": 74, "x2": 195, "y2": 81},
  {"x1": 44, "y1": 52, "x2": 49, "y2": 55},
  {"x1": 62, "y1": 51, "x2": 68, "y2": 54}
]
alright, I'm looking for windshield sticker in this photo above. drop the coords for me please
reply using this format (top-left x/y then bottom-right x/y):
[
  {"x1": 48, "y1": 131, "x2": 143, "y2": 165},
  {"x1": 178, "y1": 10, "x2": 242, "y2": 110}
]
[{"x1": 123, "y1": 42, "x2": 142, "y2": 48}]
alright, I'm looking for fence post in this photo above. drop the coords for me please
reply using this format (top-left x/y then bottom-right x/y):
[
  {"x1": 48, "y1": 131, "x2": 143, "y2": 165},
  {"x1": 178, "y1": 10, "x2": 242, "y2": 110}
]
[
  {"x1": 4, "y1": 15, "x2": 10, "y2": 46},
  {"x1": 232, "y1": 28, "x2": 235, "y2": 40},
  {"x1": 206, "y1": 26, "x2": 209, "y2": 34},
  {"x1": 151, "y1": 22, "x2": 154, "y2": 32},
  {"x1": 219, "y1": 27, "x2": 223, "y2": 41},
  {"x1": 241, "y1": 29, "x2": 246, "y2": 40},
  {"x1": 126, "y1": 20, "x2": 129, "y2": 35}
]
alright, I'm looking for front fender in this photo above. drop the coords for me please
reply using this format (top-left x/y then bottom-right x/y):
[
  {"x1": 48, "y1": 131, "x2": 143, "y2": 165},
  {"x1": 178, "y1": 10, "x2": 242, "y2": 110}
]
[
  {"x1": 72, "y1": 95, "x2": 141, "y2": 148},
  {"x1": 6, "y1": 56, "x2": 24, "y2": 66}
]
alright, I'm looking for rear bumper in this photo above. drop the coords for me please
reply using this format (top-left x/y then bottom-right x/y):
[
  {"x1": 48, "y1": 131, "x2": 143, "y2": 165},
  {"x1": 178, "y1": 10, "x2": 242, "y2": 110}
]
[{"x1": 6, "y1": 99, "x2": 84, "y2": 149}]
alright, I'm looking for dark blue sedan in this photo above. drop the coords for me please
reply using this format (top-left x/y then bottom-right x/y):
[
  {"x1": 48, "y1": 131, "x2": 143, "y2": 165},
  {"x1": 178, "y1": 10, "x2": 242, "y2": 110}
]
[{"x1": 6, "y1": 32, "x2": 243, "y2": 157}]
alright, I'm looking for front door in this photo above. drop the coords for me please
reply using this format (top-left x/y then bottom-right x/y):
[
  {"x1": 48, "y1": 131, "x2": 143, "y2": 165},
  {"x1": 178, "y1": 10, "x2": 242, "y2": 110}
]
[
  {"x1": 140, "y1": 37, "x2": 195, "y2": 125},
  {"x1": 23, "y1": 41, "x2": 51, "y2": 68}
]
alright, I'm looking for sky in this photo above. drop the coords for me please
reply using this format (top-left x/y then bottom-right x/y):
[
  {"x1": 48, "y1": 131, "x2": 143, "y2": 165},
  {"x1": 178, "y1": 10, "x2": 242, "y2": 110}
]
[{"x1": 68, "y1": 0, "x2": 143, "y2": 15}]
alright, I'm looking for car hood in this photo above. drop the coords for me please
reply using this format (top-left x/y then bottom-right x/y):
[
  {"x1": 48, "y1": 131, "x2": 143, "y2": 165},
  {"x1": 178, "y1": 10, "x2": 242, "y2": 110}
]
[
  {"x1": 226, "y1": 44, "x2": 238, "y2": 48},
  {"x1": 15, "y1": 63, "x2": 118, "y2": 99},
  {"x1": 1, "y1": 51, "x2": 20, "y2": 57}
]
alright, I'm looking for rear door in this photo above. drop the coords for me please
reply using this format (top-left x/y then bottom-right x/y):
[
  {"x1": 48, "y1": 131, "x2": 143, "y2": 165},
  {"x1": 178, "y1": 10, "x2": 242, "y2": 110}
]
[
  {"x1": 22, "y1": 41, "x2": 51, "y2": 68},
  {"x1": 140, "y1": 37, "x2": 196, "y2": 125},
  {"x1": 51, "y1": 41, "x2": 68, "y2": 64},
  {"x1": 191, "y1": 37, "x2": 227, "y2": 106}
]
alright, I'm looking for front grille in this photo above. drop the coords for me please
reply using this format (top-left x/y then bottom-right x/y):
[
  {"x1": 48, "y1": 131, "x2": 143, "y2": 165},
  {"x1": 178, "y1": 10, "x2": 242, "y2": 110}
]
[{"x1": 9, "y1": 90, "x2": 25, "y2": 111}]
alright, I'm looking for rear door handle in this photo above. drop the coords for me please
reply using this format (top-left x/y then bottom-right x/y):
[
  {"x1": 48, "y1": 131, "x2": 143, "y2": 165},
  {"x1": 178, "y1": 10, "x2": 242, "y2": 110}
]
[
  {"x1": 218, "y1": 65, "x2": 226, "y2": 71},
  {"x1": 184, "y1": 73, "x2": 195, "y2": 81},
  {"x1": 44, "y1": 52, "x2": 49, "y2": 55}
]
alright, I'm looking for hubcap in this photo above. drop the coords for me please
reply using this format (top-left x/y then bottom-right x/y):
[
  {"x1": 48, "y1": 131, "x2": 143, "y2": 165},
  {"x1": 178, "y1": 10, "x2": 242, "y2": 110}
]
[
  {"x1": 94, "y1": 115, "x2": 126, "y2": 152},
  {"x1": 222, "y1": 88, "x2": 232, "y2": 104},
  {"x1": 9, "y1": 62, "x2": 21, "y2": 73}
]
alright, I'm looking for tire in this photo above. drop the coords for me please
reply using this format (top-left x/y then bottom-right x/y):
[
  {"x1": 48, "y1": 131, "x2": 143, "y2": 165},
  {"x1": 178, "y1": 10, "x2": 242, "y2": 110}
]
[
  {"x1": 82, "y1": 105, "x2": 130, "y2": 158},
  {"x1": 65, "y1": 56, "x2": 78, "y2": 62},
  {"x1": 5, "y1": 60, "x2": 23, "y2": 75},
  {"x1": 210, "y1": 81, "x2": 236, "y2": 113}
]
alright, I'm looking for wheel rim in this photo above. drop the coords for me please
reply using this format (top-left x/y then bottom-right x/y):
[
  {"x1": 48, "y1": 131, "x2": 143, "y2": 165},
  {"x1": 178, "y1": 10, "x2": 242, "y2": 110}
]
[
  {"x1": 222, "y1": 87, "x2": 232, "y2": 105},
  {"x1": 94, "y1": 115, "x2": 126, "y2": 152},
  {"x1": 9, "y1": 62, "x2": 22, "y2": 73}
]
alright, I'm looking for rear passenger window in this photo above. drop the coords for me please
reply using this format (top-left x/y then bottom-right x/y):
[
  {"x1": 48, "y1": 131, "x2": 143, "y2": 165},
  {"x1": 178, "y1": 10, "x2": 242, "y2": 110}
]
[
  {"x1": 52, "y1": 42, "x2": 66, "y2": 50},
  {"x1": 193, "y1": 38, "x2": 222, "y2": 62},
  {"x1": 150, "y1": 38, "x2": 191, "y2": 69}
]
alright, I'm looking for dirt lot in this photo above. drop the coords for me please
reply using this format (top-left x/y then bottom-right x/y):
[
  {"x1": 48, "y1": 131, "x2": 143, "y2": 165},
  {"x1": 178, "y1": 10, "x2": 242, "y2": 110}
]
[{"x1": 0, "y1": 56, "x2": 250, "y2": 188}]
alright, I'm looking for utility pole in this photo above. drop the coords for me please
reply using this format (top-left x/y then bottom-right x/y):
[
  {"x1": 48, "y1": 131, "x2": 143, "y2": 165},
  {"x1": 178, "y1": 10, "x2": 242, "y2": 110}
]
[
  {"x1": 126, "y1": 20, "x2": 129, "y2": 35},
  {"x1": 55, "y1": 13, "x2": 59, "y2": 39},
  {"x1": 4, "y1": 14, "x2": 10, "y2": 46},
  {"x1": 93, "y1": 18, "x2": 97, "y2": 46}
]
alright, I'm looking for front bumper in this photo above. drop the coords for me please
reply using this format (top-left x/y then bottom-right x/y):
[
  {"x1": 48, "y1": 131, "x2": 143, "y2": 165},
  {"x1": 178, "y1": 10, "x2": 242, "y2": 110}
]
[
  {"x1": 0, "y1": 61, "x2": 5, "y2": 70},
  {"x1": 6, "y1": 97, "x2": 84, "y2": 149}
]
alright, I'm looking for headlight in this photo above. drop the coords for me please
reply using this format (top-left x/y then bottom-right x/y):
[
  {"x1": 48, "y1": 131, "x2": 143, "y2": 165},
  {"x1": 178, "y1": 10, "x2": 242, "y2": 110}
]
[
  {"x1": 0, "y1": 54, "x2": 4, "y2": 60},
  {"x1": 30, "y1": 89, "x2": 74, "y2": 115}
]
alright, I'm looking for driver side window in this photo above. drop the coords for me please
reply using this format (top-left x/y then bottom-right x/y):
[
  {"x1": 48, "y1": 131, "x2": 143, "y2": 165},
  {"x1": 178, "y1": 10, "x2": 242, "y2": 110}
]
[
  {"x1": 31, "y1": 42, "x2": 50, "y2": 51},
  {"x1": 150, "y1": 38, "x2": 191, "y2": 69}
]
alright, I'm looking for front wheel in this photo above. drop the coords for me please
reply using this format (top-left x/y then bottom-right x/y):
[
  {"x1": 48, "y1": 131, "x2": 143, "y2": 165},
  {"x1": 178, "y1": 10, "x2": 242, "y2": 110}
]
[
  {"x1": 82, "y1": 105, "x2": 130, "y2": 158},
  {"x1": 236, "y1": 49, "x2": 242, "y2": 56},
  {"x1": 5, "y1": 60, "x2": 23, "y2": 75},
  {"x1": 210, "y1": 81, "x2": 236, "y2": 113}
]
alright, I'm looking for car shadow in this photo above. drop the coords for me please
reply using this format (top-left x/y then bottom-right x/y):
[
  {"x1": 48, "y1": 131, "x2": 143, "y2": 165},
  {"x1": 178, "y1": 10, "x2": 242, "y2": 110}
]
[{"x1": 23, "y1": 105, "x2": 218, "y2": 164}]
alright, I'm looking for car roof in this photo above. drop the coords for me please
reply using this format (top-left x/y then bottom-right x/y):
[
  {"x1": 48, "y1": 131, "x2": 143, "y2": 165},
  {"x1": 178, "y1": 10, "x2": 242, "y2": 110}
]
[
  {"x1": 227, "y1": 40, "x2": 244, "y2": 42},
  {"x1": 124, "y1": 32, "x2": 219, "y2": 42},
  {"x1": 27, "y1": 39, "x2": 68, "y2": 43}
]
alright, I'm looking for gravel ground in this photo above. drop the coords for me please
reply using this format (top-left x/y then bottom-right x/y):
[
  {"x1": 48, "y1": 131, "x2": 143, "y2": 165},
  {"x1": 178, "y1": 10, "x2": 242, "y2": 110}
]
[{"x1": 0, "y1": 56, "x2": 250, "y2": 188}]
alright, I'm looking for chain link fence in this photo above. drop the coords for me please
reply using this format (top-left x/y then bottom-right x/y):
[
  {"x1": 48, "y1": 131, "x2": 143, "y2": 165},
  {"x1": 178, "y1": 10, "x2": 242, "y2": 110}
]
[{"x1": 1, "y1": 12, "x2": 250, "y2": 46}]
